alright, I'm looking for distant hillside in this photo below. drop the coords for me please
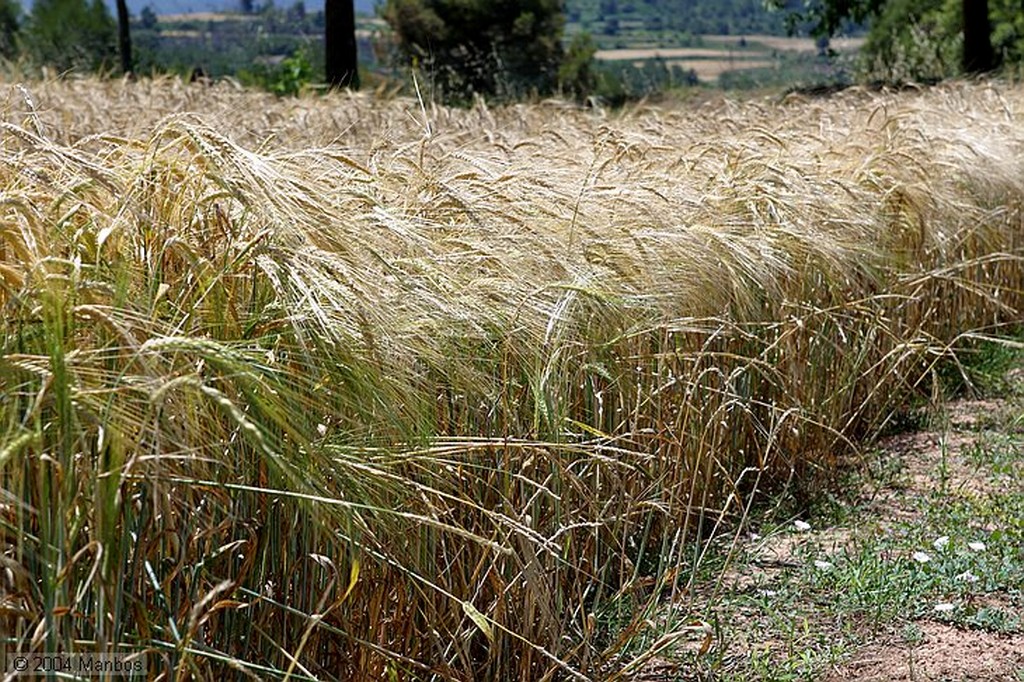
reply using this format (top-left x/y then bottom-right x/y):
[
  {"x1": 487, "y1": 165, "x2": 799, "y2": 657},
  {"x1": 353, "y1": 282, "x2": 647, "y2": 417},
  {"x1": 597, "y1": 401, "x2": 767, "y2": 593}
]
[
  {"x1": 568, "y1": 0, "x2": 811, "y2": 43},
  {"x1": 20, "y1": 0, "x2": 800, "y2": 34},
  {"x1": 47, "y1": 0, "x2": 382, "y2": 17}
]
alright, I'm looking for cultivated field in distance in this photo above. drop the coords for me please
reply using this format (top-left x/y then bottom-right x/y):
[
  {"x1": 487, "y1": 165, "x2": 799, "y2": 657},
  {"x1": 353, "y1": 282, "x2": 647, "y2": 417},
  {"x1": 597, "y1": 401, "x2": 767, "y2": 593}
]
[
  {"x1": 703, "y1": 33, "x2": 867, "y2": 52},
  {"x1": 1, "y1": 77, "x2": 1022, "y2": 680},
  {"x1": 594, "y1": 34, "x2": 866, "y2": 83}
]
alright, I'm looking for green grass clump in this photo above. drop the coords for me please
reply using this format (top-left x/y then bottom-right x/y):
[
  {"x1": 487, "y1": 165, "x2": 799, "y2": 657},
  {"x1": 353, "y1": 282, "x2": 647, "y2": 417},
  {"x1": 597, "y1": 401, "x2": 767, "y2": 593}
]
[{"x1": 1, "y1": 77, "x2": 1024, "y2": 679}]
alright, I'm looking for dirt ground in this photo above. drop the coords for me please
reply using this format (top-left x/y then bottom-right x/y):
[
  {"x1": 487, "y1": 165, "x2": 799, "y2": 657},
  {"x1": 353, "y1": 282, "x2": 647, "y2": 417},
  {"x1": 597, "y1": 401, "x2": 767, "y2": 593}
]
[
  {"x1": 824, "y1": 620, "x2": 1023, "y2": 681},
  {"x1": 707, "y1": 388, "x2": 1024, "y2": 682},
  {"x1": 823, "y1": 394, "x2": 1024, "y2": 681}
]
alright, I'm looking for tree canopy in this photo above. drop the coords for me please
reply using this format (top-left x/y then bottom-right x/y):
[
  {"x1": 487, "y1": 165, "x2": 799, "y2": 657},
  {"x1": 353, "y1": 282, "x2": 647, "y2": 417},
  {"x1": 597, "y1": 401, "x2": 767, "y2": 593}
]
[
  {"x1": 325, "y1": 0, "x2": 359, "y2": 89},
  {"x1": 382, "y1": 0, "x2": 565, "y2": 100},
  {"x1": 25, "y1": 0, "x2": 117, "y2": 72},
  {"x1": 0, "y1": 0, "x2": 17, "y2": 59},
  {"x1": 769, "y1": 0, "x2": 1000, "y2": 76}
]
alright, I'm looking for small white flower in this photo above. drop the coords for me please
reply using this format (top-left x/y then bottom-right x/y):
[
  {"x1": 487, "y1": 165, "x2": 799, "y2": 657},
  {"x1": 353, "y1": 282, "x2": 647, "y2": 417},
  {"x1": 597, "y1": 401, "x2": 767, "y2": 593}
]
[
  {"x1": 934, "y1": 603, "x2": 956, "y2": 613},
  {"x1": 912, "y1": 551, "x2": 931, "y2": 564},
  {"x1": 933, "y1": 536, "x2": 950, "y2": 550},
  {"x1": 954, "y1": 571, "x2": 979, "y2": 583},
  {"x1": 794, "y1": 520, "x2": 812, "y2": 532},
  {"x1": 968, "y1": 541, "x2": 987, "y2": 552},
  {"x1": 813, "y1": 560, "x2": 834, "y2": 571}
]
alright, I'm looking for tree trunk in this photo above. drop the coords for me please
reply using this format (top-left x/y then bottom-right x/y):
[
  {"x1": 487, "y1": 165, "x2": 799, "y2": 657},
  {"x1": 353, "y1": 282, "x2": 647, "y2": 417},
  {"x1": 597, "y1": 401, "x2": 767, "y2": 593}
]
[
  {"x1": 116, "y1": 0, "x2": 132, "y2": 75},
  {"x1": 962, "y1": 0, "x2": 995, "y2": 74},
  {"x1": 325, "y1": 0, "x2": 359, "y2": 89}
]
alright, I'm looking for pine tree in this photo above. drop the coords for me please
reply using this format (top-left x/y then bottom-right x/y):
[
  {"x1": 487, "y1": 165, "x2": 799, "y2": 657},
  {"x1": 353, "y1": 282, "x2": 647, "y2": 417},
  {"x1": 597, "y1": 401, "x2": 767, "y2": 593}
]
[
  {"x1": 0, "y1": 0, "x2": 17, "y2": 59},
  {"x1": 962, "y1": 0, "x2": 995, "y2": 73},
  {"x1": 325, "y1": 0, "x2": 359, "y2": 89},
  {"x1": 382, "y1": 0, "x2": 565, "y2": 100},
  {"x1": 116, "y1": 0, "x2": 132, "y2": 74},
  {"x1": 768, "y1": 0, "x2": 996, "y2": 76},
  {"x1": 26, "y1": 0, "x2": 116, "y2": 72}
]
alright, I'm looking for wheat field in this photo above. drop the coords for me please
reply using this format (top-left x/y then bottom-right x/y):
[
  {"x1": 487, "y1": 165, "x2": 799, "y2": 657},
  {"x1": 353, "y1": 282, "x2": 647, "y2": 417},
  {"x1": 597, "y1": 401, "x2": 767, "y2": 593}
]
[{"x1": 1, "y1": 77, "x2": 1023, "y2": 680}]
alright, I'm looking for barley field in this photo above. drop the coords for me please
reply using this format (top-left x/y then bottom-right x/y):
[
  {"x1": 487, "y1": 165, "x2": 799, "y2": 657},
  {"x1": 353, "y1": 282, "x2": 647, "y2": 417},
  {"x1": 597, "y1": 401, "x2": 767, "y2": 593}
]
[{"x1": 1, "y1": 77, "x2": 1023, "y2": 680}]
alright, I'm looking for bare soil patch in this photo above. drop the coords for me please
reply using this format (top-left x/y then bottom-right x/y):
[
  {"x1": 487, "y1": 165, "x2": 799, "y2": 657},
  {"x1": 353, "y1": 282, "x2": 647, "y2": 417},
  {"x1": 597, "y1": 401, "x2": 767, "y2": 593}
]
[
  {"x1": 158, "y1": 11, "x2": 257, "y2": 22},
  {"x1": 688, "y1": 385, "x2": 1024, "y2": 681},
  {"x1": 595, "y1": 48, "x2": 776, "y2": 81},
  {"x1": 593, "y1": 47, "x2": 770, "y2": 61},
  {"x1": 595, "y1": 47, "x2": 764, "y2": 60},
  {"x1": 822, "y1": 393, "x2": 1024, "y2": 681},
  {"x1": 664, "y1": 60, "x2": 776, "y2": 81},
  {"x1": 824, "y1": 622, "x2": 1023, "y2": 681},
  {"x1": 702, "y1": 34, "x2": 867, "y2": 53}
]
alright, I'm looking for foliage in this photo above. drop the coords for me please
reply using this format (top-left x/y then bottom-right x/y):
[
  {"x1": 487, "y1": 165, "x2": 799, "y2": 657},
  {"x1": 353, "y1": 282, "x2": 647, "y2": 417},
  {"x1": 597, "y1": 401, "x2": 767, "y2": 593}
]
[
  {"x1": 24, "y1": 0, "x2": 116, "y2": 72},
  {"x1": 558, "y1": 31, "x2": 598, "y2": 99},
  {"x1": 593, "y1": 57, "x2": 699, "y2": 102},
  {"x1": 776, "y1": 0, "x2": 1024, "y2": 79},
  {"x1": 0, "y1": 0, "x2": 17, "y2": 59},
  {"x1": 244, "y1": 45, "x2": 315, "y2": 96},
  {"x1": 856, "y1": 0, "x2": 1024, "y2": 81},
  {"x1": 139, "y1": 5, "x2": 158, "y2": 31},
  {"x1": 989, "y1": 0, "x2": 1024, "y2": 66},
  {"x1": 382, "y1": 0, "x2": 566, "y2": 100},
  {"x1": 273, "y1": 47, "x2": 315, "y2": 95},
  {"x1": 859, "y1": 0, "x2": 958, "y2": 82},
  {"x1": 766, "y1": 0, "x2": 884, "y2": 38},
  {"x1": 130, "y1": 7, "x2": 327, "y2": 82}
]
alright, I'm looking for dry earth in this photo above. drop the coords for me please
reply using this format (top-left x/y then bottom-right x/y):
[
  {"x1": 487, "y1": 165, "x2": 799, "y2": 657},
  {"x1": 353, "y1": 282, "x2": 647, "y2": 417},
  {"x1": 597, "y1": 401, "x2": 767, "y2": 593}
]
[
  {"x1": 594, "y1": 48, "x2": 764, "y2": 60},
  {"x1": 662, "y1": 60, "x2": 776, "y2": 82},
  {"x1": 593, "y1": 47, "x2": 777, "y2": 81},
  {"x1": 701, "y1": 35, "x2": 867, "y2": 53},
  {"x1": 594, "y1": 35, "x2": 866, "y2": 82},
  {"x1": 696, "y1": 384, "x2": 1024, "y2": 681},
  {"x1": 817, "y1": 394, "x2": 1024, "y2": 682},
  {"x1": 825, "y1": 620, "x2": 1022, "y2": 681},
  {"x1": 828, "y1": 394, "x2": 1022, "y2": 681}
]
